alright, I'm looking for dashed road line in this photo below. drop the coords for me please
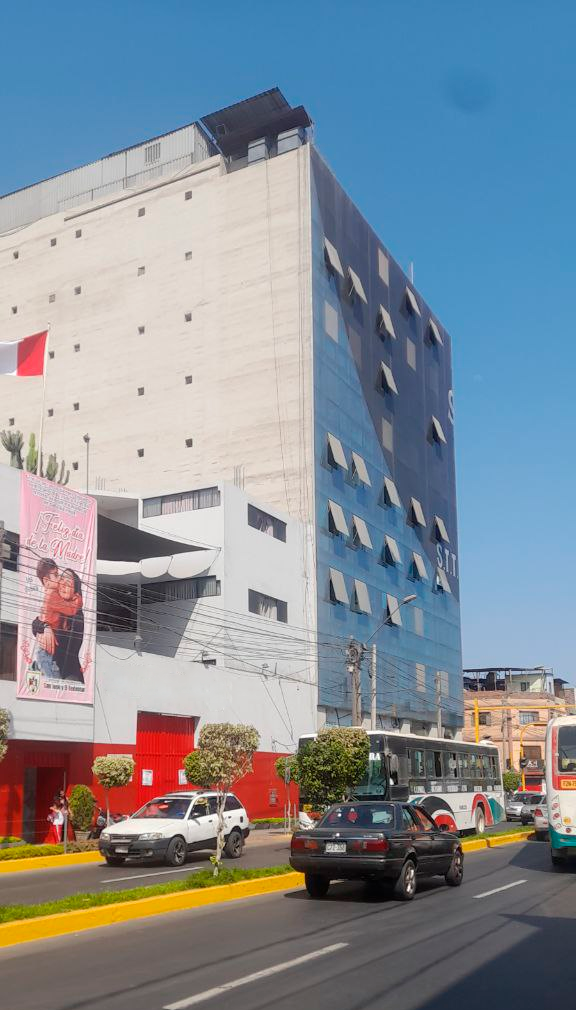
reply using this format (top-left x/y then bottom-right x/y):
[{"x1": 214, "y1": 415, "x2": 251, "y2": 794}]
[{"x1": 163, "y1": 942, "x2": 349, "y2": 1008}]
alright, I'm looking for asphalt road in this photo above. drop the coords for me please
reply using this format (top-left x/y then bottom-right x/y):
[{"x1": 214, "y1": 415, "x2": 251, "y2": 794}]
[
  {"x1": 1, "y1": 822, "x2": 522, "y2": 907},
  {"x1": 2, "y1": 839, "x2": 575, "y2": 1010},
  {"x1": 0, "y1": 835, "x2": 292, "y2": 906}
]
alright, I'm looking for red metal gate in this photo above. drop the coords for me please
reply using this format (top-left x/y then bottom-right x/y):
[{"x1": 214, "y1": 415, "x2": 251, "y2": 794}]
[{"x1": 134, "y1": 712, "x2": 195, "y2": 808}]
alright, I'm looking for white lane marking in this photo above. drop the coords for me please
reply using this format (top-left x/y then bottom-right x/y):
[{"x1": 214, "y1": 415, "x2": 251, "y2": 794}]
[
  {"x1": 474, "y1": 879, "x2": 527, "y2": 899},
  {"x1": 163, "y1": 942, "x2": 349, "y2": 1009},
  {"x1": 101, "y1": 867, "x2": 202, "y2": 884}
]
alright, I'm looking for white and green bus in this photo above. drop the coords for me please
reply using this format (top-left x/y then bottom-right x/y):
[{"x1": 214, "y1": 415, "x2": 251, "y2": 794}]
[
  {"x1": 546, "y1": 715, "x2": 576, "y2": 865},
  {"x1": 298, "y1": 730, "x2": 505, "y2": 835}
]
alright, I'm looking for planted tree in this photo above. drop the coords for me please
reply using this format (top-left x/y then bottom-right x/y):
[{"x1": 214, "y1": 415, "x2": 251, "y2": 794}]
[
  {"x1": 293, "y1": 727, "x2": 370, "y2": 811},
  {"x1": 68, "y1": 784, "x2": 96, "y2": 834},
  {"x1": 0, "y1": 708, "x2": 10, "y2": 763},
  {"x1": 503, "y1": 769, "x2": 522, "y2": 794},
  {"x1": 92, "y1": 755, "x2": 135, "y2": 824},
  {"x1": 184, "y1": 723, "x2": 259, "y2": 875}
]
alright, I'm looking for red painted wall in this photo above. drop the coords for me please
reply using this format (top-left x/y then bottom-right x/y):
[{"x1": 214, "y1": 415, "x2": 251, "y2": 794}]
[{"x1": 0, "y1": 739, "x2": 294, "y2": 838}]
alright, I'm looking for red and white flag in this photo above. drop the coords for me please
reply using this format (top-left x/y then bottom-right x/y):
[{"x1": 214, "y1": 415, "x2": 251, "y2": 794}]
[{"x1": 0, "y1": 331, "x2": 48, "y2": 376}]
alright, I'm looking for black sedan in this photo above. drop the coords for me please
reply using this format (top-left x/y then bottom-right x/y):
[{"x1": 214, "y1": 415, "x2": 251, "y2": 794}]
[{"x1": 290, "y1": 801, "x2": 463, "y2": 900}]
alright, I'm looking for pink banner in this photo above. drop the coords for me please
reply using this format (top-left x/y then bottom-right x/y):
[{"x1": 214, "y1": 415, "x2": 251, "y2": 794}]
[{"x1": 17, "y1": 472, "x2": 97, "y2": 704}]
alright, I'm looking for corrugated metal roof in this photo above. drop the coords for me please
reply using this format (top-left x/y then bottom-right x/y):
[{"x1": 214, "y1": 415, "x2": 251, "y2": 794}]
[{"x1": 0, "y1": 122, "x2": 216, "y2": 233}]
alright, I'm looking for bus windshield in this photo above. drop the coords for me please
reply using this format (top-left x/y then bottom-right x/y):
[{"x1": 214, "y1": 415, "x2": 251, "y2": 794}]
[
  {"x1": 558, "y1": 725, "x2": 576, "y2": 772},
  {"x1": 354, "y1": 750, "x2": 388, "y2": 797}
]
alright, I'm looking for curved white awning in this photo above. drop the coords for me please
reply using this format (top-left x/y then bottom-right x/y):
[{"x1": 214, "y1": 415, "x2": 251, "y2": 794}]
[{"x1": 97, "y1": 549, "x2": 219, "y2": 581}]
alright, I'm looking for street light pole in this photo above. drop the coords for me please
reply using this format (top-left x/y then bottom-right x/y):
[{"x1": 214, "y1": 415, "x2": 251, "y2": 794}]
[
  {"x1": 366, "y1": 594, "x2": 416, "y2": 730},
  {"x1": 83, "y1": 434, "x2": 90, "y2": 494}
]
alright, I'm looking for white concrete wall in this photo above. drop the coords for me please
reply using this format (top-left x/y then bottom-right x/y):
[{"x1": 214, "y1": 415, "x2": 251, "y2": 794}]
[
  {"x1": 0, "y1": 148, "x2": 314, "y2": 523},
  {"x1": 0, "y1": 469, "x2": 317, "y2": 750}
]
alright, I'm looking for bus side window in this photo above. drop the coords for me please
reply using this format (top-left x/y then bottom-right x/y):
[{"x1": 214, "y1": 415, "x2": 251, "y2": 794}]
[
  {"x1": 425, "y1": 751, "x2": 442, "y2": 778},
  {"x1": 411, "y1": 749, "x2": 425, "y2": 777},
  {"x1": 482, "y1": 755, "x2": 491, "y2": 780},
  {"x1": 443, "y1": 752, "x2": 458, "y2": 779},
  {"x1": 458, "y1": 753, "x2": 470, "y2": 778}
]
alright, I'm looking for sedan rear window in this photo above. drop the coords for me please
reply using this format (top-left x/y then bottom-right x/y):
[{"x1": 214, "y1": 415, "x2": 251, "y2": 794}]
[{"x1": 320, "y1": 804, "x2": 395, "y2": 828}]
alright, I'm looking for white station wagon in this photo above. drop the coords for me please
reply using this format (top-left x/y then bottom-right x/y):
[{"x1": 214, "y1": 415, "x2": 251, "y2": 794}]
[{"x1": 99, "y1": 790, "x2": 250, "y2": 867}]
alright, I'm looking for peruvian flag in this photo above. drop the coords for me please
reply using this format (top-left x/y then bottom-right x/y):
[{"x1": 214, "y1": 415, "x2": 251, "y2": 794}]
[{"x1": 0, "y1": 331, "x2": 48, "y2": 376}]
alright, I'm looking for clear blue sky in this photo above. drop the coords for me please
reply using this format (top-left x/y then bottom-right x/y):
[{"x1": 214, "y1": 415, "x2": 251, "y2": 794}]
[{"x1": 2, "y1": 1, "x2": 574, "y2": 678}]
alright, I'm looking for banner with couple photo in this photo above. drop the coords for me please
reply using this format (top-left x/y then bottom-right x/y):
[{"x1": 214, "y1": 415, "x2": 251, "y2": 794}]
[{"x1": 16, "y1": 472, "x2": 97, "y2": 704}]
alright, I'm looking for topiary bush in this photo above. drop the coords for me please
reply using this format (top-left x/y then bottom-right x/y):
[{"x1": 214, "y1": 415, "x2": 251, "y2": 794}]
[{"x1": 68, "y1": 785, "x2": 96, "y2": 832}]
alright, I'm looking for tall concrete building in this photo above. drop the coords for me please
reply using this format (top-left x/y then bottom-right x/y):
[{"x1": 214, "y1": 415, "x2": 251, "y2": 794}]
[{"x1": 0, "y1": 89, "x2": 463, "y2": 733}]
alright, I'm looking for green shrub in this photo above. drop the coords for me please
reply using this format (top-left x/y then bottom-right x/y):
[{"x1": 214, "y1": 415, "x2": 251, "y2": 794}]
[{"x1": 68, "y1": 785, "x2": 96, "y2": 832}]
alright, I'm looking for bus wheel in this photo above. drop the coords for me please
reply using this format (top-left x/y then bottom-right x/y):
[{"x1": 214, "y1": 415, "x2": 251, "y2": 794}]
[
  {"x1": 474, "y1": 807, "x2": 486, "y2": 834},
  {"x1": 551, "y1": 848, "x2": 564, "y2": 868}
]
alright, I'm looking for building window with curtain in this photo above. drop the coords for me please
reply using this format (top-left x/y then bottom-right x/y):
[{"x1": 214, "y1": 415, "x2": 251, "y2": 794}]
[
  {"x1": 141, "y1": 577, "x2": 221, "y2": 604},
  {"x1": 0, "y1": 623, "x2": 17, "y2": 681},
  {"x1": 519, "y1": 711, "x2": 538, "y2": 725},
  {"x1": 248, "y1": 589, "x2": 288, "y2": 623},
  {"x1": 247, "y1": 504, "x2": 286, "y2": 542},
  {"x1": 143, "y1": 487, "x2": 221, "y2": 517}
]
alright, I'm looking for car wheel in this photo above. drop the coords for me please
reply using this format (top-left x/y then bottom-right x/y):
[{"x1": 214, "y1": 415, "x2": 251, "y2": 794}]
[
  {"x1": 165, "y1": 836, "x2": 187, "y2": 867},
  {"x1": 305, "y1": 873, "x2": 330, "y2": 898},
  {"x1": 394, "y1": 859, "x2": 417, "y2": 901},
  {"x1": 223, "y1": 828, "x2": 243, "y2": 859},
  {"x1": 521, "y1": 818, "x2": 529, "y2": 826},
  {"x1": 104, "y1": 856, "x2": 125, "y2": 866},
  {"x1": 474, "y1": 807, "x2": 486, "y2": 834},
  {"x1": 535, "y1": 831, "x2": 547, "y2": 841},
  {"x1": 445, "y1": 848, "x2": 464, "y2": 887}
]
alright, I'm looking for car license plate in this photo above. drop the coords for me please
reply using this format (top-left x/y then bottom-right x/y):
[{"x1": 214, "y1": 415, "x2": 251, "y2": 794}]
[
  {"x1": 114, "y1": 846, "x2": 129, "y2": 853},
  {"x1": 325, "y1": 842, "x2": 346, "y2": 854}
]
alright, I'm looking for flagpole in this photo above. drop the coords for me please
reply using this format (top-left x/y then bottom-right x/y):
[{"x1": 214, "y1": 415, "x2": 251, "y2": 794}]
[{"x1": 37, "y1": 326, "x2": 50, "y2": 476}]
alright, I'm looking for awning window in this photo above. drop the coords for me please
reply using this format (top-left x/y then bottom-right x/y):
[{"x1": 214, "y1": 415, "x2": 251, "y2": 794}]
[
  {"x1": 324, "y1": 237, "x2": 344, "y2": 278},
  {"x1": 410, "y1": 497, "x2": 426, "y2": 527},
  {"x1": 377, "y1": 305, "x2": 396, "y2": 339},
  {"x1": 405, "y1": 286, "x2": 421, "y2": 317},
  {"x1": 383, "y1": 477, "x2": 401, "y2": 508},
  {"x1": 351, "y1": 452, "x2": 371, "y2": 487},
  {"x1": 434, "y1": 515, "x2": 450, "y2": 543},
  {"x1": 429, "y1": 319, "x2": 444, "y2": 346},
  {"x1": 431, "y1": 416, "x2": 447, "y2": 444},
  {"x1": 380, "y1": 362, "x2": 398, "y2": 395},
  {"x1": 436, "y1": 567, "x2": 452, "y2": 593},
  {"x1": 412, "y1": 551, "x2": 428, "y2": 579},
  {"x1": 327, "y1": 432, "x2": 348, "y2": 470},
  {"x1": 384, "y1": 535, "x2": 401, "y2": 565},
  {"x1": 386, "y1": 593, "x2": 402, "y2": 626},
  {"x1": 328, "y1": 499, "x2": 349, "y2": 536},
  {"x1": 329, "y1": 567, "x2": 349, "y2": 605},
  {"x1": 353, "y1": 579, "x2": 372, "y2": 614},
  {"x1": 352, "y1": 515, "x2": 373, "y2": 550},
  {"x1": 348, "y1": 267, "x2": 368, "y2": 304}
]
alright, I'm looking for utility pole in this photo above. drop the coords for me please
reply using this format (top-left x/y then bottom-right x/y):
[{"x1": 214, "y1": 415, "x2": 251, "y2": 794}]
[
  {"x1": 347, "y1": 639, "x2": 364, "y2": 726},
  {"x1": 370, "y1": 644, "x2": 377, "y2": 730},
  {"x1": 435, "y1": 671, "x2": 443, "y2": 738}
]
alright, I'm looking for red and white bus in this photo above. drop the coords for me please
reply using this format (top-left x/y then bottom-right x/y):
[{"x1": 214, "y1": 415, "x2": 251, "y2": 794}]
[{"x1": 298, "y1": 730, "x2": 505, "y2": 834}]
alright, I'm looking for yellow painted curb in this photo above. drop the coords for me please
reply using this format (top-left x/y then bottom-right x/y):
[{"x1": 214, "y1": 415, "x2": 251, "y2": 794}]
[
  {"x1": 461, "y1": 838, "x2": 488, "y2": 852},
  {"x1": 0, "y1": 851, "x2": 103, "y2": 874},
  {"x1": 486, "y1": 831, "x2": 533, "y2": 848},
  {"x1": 0, "y1": 872, "x2": 305, "y2": 949}
]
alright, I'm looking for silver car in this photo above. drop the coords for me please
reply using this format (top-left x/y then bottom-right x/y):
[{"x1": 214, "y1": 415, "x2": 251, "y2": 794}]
[
  {"x1": 519, "y1": 793, "x2": 546, "y2": 825},
  {"x1": 532, "y1": 803, "x2": 548, "y2": 839},
  {"x1": 505, "y1": 792, "x2": 542, "y2": 821}
]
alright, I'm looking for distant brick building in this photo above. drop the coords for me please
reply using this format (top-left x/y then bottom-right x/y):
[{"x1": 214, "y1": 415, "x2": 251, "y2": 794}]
[{"x1": 463, "y1": 668, "x2": 575, "y2": 790}]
